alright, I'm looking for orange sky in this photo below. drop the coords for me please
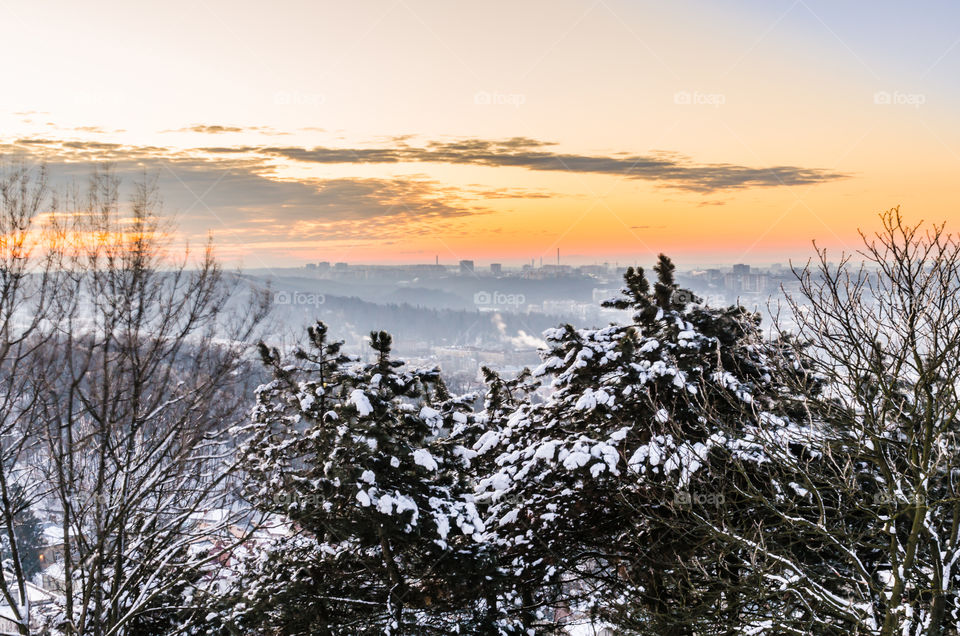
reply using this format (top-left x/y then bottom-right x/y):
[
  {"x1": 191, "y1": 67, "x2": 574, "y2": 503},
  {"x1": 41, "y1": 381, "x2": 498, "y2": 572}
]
[{"x1": 2, "y1": 0, "x2": 959, "y2": 267}]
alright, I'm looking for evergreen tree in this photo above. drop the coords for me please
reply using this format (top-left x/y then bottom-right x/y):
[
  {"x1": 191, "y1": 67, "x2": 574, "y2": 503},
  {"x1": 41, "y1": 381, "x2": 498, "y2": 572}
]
[
  {"x1": 472, "y1": 255, "x2": 807, "y2": 632},
  {"x1": 214, "y1": 216, "x2": 960, "y2": 635},
  {"x1": 0, "y1": 485, "x2": 45, "y2": 579},
  {"x1": 224, "y1": 322, "x2": 504, "y2": 634}
]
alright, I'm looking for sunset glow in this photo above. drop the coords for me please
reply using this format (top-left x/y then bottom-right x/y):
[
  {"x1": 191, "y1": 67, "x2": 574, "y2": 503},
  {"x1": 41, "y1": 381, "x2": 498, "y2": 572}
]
[{"x1": 2, "y1": 0, "x2": 958, "y2": 266}]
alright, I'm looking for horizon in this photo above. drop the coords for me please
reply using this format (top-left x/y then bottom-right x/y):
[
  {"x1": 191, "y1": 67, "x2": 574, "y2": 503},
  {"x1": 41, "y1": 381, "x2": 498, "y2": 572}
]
[
  {"x1": 3, "y1": 1, "x2": 959, "y2": 268},
  {"x1": 240, "y1": 259, "x2": 793, "y2": 270}
]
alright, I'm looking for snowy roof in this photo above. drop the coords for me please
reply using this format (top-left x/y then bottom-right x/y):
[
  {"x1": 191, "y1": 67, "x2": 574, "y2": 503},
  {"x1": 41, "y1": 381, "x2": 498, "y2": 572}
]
[
  {"x1": 189, "y1": 508, "x2": 230, "y2": 524},
  {"x1": 42, "y1": 525, "x2": 64, "y2": 543},
  {"x1": 0, "y1": 572, "x2": 60, "y2": 606},
  {"x1": 563, "y1": 621, "x2": 616, "y2": 636},
  {"x1": 41, "y1": 563, "x2": 65, "y2": 580}
]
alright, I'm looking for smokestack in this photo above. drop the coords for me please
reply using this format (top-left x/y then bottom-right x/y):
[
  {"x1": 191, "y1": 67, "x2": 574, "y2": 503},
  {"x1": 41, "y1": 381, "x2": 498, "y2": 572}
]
[{"x1": 557, "y1": 248, "x2": 560, "y2": 266}]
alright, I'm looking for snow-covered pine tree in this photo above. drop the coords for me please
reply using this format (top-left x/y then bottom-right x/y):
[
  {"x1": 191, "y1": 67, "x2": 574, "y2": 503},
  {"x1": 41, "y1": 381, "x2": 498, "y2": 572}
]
[
  {"x1": 473, "y1": 255, "x2": 805, "y2": 632},
  {"x1": 0, "y1": 485, "x2": 45, "y2": 580},
  {"x1": 224, "y1": 322, "x2": 498, "y2": 635}
]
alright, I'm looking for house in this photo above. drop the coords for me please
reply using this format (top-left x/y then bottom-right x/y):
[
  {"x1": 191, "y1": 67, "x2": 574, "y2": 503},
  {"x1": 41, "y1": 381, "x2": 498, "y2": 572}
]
[
  {"x1": 38, "y1": 525, "x2": 64, "y2": 568},
  {"x1": 0, "y1": 573, "x2": 60, "y2": 635}
]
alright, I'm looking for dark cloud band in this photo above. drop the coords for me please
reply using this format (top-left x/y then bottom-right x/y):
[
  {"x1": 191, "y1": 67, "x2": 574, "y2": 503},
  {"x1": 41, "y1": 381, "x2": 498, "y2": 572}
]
[
  {"x1": 0, "y1": 133, "x2": 847, "y2": 245},
  {"x1": 241, "y1": 137, "x2": 847, "y2": 192}
]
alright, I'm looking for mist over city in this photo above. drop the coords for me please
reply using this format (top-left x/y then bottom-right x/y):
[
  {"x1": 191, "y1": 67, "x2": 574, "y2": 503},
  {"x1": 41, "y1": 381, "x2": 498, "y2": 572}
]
[{"x1": 257, "y1": 259, "x2": 792, "y2": 389}]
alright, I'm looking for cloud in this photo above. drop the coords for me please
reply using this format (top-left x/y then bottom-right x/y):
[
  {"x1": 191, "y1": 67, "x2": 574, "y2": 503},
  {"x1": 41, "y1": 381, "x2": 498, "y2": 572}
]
[
  {"x1": 164, "y1": 124, "x2": 290, "y2": 135},
  {"x1": 464, "y1": 185, "x2": 553, "y2": 199},
  {"x1": 221, "y1": 137, "x2": 848, "y2": 192},
  {"x1": 0, "y1": 131, "x2": 847, "y2": 249},
  {"x1": 0, "y1": 139, "x2": 486, "y2": 243},
  {"x1": 51, "y1": 128, "x2": 841, "y2": 194}
]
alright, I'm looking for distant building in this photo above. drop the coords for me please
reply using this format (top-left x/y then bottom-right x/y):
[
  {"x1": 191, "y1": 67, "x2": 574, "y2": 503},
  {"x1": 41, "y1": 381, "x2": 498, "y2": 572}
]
[
  {"x1": 0, "y1": 571, "x2": 58, "y2": 634},
  {"x1": 305, "y1": 263, "x2": 317, "y2": 270},
  {"x1": 732, "y1": 263, "x2": 751, "y2": 275},
  {"x1": 334, "y1": 262, "x2": 348, "y2": 271},
  {"x1": 459, "y1": 260, "x2": 474, "y2": 274},
  {"x1": 317, "y1": 261, "x2": 331, "y2": 271},
  {"x1": 578, "y1": 264, "x2": 609, "y2": 276},
  {"x1": 540, "y1": 264, "x2": 572, "y2": 275},
  {"x1": 490, "y1": 263, "x2": 502, "y2": 275},
  {"x1": 742, "y1": 273, "x2": 766, "y2": 293},
  {"x1": 723, "y1": 273, "x2": 740, "y2": 292}
]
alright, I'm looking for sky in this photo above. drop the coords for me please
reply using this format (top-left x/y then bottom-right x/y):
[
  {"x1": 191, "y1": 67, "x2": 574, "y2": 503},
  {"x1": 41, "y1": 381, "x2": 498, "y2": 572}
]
[{"x1": 2, "y1": 0, "x2": 960, "y2": 268}]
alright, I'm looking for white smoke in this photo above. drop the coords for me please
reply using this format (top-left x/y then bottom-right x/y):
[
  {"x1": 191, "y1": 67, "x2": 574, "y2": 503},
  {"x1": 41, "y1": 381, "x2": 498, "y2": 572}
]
[{"x1": 491, "y1": 313, "x2": 545, "y2": 350}]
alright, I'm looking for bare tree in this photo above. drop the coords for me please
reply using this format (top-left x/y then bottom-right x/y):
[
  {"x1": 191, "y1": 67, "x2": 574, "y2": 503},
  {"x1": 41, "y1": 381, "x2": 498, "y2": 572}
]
[
  {"x1": 20, "y1": 168, "x2": 269, "y2": 635},
  {"x1": 684, "y1": 208, "x2": 960, "y2": 634},
  {"x1": 0, "y1": 163, "x2": 71, "y2": 635}
]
